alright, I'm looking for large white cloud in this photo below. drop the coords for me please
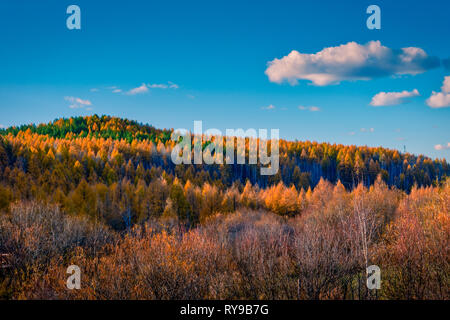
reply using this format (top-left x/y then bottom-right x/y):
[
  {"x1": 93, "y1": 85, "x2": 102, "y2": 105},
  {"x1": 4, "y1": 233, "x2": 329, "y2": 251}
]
[
  {"x1": 370, "y1": 89, "x2": 420, "y2": 106},
  {"x1": 426, "y1": 76, "x2": 450, "y2": 108},
  {"x1": 265, "y1": 41, "x2": 440, "y2": 86}
]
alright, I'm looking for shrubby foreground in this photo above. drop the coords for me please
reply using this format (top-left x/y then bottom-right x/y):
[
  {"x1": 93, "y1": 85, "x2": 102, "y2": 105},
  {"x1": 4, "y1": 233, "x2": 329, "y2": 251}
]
[{"x1": 1, "y1": 177, "x2": 448, "y2": 300}]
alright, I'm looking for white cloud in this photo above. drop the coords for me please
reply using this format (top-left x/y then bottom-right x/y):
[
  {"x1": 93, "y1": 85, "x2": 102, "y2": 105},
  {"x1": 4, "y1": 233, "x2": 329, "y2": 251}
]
[
  {"x1": 427, "y1": 92, "x2": 450, "y2": 108},
  {"x1": 434, "y1": 142, "x2": 450, "y2": 150},
  {"x1": 0, "y1": 124, "x2": 5, "y2": 129},
  {"x1": 127, "y1": 84, "x2": 149, "y2": 95},
  {"x1": 441, "y1": 76, "x2": 450, "y2": 93},
  {"x1": 147, "y1": 82, "x2": 179, "y2": 89},
  {"x1": 426, "y1": 77, "x2": 450, "y2": 108},
  {"x1": 103, "y1": 86, "x2": 122, "y2": 93},
  {"x1": 262, "y1": 104, "x2": 276, "y2": 110},
  {"x1": 265, "y1": 41, "x2": 439, "y2": 86},
  {"x1": 148, "y1": 83, "x2": 168, "y2": 89},
  {"x1": 90, "y1": 88, "x2": 99, "y2": 92},
  {"x1": 65, "y1": 96, "x2": 92, "y2": 106},
  {"x1": 65, "y1": 96, "x2": 92, "y2": 109},
  {"x1": 298, "y1": 105, "x2": 320, "y2": 112},
  {"x1": 77, "y1": 98, "x2": 91, "y2": 105},
  {"x1": 168, "y1": 82, "x2": 179, "y2": 89},
  {"x1": 370, "y1": 89, "x2": 420, "y2": 106}
]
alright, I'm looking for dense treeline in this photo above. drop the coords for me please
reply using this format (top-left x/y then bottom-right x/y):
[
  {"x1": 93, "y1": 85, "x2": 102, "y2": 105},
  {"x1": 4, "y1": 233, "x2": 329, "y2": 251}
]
[{"x1": 1, "y1": 115, "x2": 448, "y2": 195}]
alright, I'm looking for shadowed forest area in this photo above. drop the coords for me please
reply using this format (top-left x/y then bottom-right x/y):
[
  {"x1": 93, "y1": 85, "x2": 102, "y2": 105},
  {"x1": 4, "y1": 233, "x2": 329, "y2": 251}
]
[{"x1": 0, "y1": 116, "x2": 448, "y2": 299}]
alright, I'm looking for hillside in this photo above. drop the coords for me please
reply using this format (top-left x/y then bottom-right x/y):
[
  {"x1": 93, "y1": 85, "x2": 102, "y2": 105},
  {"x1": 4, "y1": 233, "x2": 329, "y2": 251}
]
[
  {"x1": 1, "y1": 115, "x2": 448, "y2": 190},
  {"x1": 0, "y1": 115, "x2": 449, "y2": 300}
]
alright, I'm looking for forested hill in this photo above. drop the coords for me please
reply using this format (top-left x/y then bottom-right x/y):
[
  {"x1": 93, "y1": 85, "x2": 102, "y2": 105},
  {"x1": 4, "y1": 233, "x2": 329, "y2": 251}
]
[
  {"x1": 0, "y1": 115, "x2": 172, "y2": 143},
  {"x1": 0, "y1": 115, "x2": 448, "y2": 195}
]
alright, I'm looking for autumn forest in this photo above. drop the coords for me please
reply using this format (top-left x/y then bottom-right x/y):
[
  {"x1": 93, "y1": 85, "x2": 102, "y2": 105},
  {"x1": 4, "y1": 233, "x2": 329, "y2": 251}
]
[{"x1": 0, "y1": 115, "x2": 448, "y2": 299}]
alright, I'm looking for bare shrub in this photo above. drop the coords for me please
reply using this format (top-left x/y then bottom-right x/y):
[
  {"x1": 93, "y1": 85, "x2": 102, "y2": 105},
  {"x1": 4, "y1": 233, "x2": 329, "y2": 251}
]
[
  {"x1": 0, "y1": 202, "x2": 115, "y2": 298},
  {"x1": 376, "y1": 184, "x2": 450, "y2": 299},
  {"x1": 205, "y1": 211, "x2": 296, "y2": 299}
]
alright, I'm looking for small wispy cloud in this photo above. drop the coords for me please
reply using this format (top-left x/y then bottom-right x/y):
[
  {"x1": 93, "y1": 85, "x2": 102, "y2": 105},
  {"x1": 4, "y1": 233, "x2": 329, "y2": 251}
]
[
  {"x1": 262, "y1": 104, "x2": 276, "y2": 110},
  {"x1": 147, "y1": 82, "x2": 179, "y2": 89},
  {"x1": 0, "y1": 124, "x2": 5, "y2": 129},
  {"x1": 148, "y1": 84, "x2": 168, "y2": 89},
  {"x1": 349, "y1": 128, "x2": 374, "y2": 135},
  {"x1": 298, "y1": 105, "x2": 320, "y2": 112},
  {"x1": 426, "y1": 76, "x2": 450, "y2": 108},
  {"x1": 96, "y1": 82, "x2": 178, "y2": 95},
  {"x1": 65, "y1": 96, "x2": 92, "y2": 109},
  {"x1": 434, "y1": 142, "x2": 450, "y2": 150},
  {"x1": 127, "y1": 83, "x2": 149, "y2": 95},
  {"x1": 103, "y1": 86, "x2": 122, "y2": 93},
  {"x1": 168, "y1": 82, "x2": 179, "y2": 89},
  {"x1": 370, "y1": 89, "x2": 420, "y2": 106}
]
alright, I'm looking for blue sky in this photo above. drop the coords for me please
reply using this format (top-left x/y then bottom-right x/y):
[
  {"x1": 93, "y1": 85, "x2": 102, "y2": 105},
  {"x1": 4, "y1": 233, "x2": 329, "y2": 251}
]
[{"x1": 0, "y1": 0, "x2": 449, "y2": 159}]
